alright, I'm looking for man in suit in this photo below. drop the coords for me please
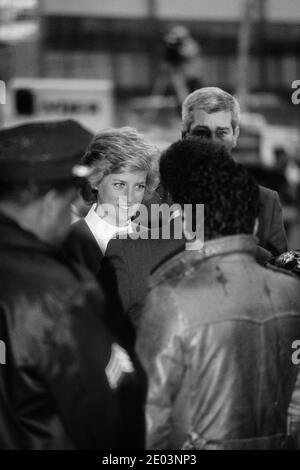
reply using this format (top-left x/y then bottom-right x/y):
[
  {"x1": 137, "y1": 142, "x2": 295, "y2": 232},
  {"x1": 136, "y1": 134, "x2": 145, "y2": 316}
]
[{"x1": 181, "y1": 86, "x2": 288, "y2": 255}]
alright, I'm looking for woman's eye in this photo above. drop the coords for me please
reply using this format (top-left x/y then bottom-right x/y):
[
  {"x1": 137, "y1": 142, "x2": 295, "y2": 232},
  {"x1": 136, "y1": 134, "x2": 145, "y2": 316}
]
[
  {"x1": 113, "y1": 183, "x2": 125, "y2": 189},
  {"x1": 136, "y1": 184, "x2": 146, "y2": 191}
]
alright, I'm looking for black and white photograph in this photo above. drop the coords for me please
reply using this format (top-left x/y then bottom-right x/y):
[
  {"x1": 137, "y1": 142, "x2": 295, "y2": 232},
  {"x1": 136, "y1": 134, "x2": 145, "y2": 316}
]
[{"x1": 0, "y1": 0, "x2": 300, "y2": 457}]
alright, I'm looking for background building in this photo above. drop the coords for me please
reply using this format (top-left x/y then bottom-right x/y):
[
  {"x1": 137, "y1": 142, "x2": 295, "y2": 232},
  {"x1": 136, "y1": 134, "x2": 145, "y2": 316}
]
[{"x1": 39, "y1": 0, "x2": 300, "y2": 100}]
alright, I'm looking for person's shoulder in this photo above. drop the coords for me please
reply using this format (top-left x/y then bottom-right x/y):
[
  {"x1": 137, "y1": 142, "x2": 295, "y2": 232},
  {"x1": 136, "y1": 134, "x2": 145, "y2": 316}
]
[
  {"x1": 68, "y1": 218, "x2": 91, "y2": 239},
  {"x1": 107, "y1": 228, "x2": 150, "y2": 253},
  {"x1": 7, "y1": 247, "x2": 100, "y2": 308},
  {"x1": 64, "y1": 218, "x2": 98, "y2": 254},
  {"x1": 64, "y1": 220, "x2": 102, "y2": 275},
  {"x1": 109, "y1": 231, "x2": 184, "y2": 270},
  {"x1": 106, "y1": 231, "x2": 159, "y2": 262},
  {"x1": 42, "y1": 255, "x2": 108, "y2": 324},
  {"x1": 149, "y1": 248, "x2": 188, "y2": 289},
  {"x1": 49, "y1": 247, "x2": 99, "y2": 288},
  {"x1": 263, "y1": 260, "x2": 300, "y2": 289}
]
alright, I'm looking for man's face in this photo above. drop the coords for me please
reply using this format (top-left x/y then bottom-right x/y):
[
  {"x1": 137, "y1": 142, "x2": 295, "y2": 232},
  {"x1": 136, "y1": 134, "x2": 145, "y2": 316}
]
[{"x1": 186, "y1": 110, "x2": 239, "y2": 152}]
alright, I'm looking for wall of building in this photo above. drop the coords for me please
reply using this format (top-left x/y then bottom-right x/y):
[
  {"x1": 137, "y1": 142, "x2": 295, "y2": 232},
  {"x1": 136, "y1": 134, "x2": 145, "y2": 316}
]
[
  {"x1": 41, "y1": 0, "x2": 300, "y2": 22},
  {"x1": 39, "y1": 0, "x2": 300, "y2": 97}
]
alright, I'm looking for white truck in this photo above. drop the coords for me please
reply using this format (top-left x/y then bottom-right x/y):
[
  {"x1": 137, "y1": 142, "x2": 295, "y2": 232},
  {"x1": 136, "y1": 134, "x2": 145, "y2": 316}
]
[{"x1": 3, "y1": 77, "x2": 115, "y2": 132}]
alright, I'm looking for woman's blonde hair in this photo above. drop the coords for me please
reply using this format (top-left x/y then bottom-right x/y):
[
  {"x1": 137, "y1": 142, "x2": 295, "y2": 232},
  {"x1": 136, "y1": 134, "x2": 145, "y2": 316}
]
[{"x1": 81, "y1": 126, "x2": 159, "y2": 203}]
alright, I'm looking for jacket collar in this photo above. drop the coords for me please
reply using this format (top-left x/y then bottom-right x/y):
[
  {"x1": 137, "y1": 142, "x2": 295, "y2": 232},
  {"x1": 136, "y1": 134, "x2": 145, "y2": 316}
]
[
  {"x1": 151, "y1": 234, "x2": 258, "y2": 285},
  {"x1": 200, "y1": 234, "x2": 258, "y2": 260}
]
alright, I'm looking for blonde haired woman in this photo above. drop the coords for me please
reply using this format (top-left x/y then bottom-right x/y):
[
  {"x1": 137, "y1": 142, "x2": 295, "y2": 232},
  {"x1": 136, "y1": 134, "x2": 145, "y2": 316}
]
[
  {"x1": 66, "y1": 126, "x2": 158, "y2": 252},
  {"x1": 64, "y1": 127, "x2": 159, "y2": 342}
]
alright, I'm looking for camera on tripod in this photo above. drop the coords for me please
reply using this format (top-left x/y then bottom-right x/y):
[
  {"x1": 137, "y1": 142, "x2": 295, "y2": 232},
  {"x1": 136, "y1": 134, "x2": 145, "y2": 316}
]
[{"x1": 163, "y1": 26, "x2": 191, "y2": 68}]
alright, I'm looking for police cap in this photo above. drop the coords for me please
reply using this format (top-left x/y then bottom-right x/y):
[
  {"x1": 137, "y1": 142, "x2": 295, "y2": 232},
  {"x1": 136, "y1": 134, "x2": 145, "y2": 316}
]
[{"x1": 0, "y1": 119, "x2": 93, "y2": 183}]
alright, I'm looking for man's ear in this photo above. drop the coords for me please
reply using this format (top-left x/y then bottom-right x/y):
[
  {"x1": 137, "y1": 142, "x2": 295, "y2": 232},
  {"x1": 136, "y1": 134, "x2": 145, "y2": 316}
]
[{"x1": 232, "y1": 125, "x2": 240, "y2": 148}]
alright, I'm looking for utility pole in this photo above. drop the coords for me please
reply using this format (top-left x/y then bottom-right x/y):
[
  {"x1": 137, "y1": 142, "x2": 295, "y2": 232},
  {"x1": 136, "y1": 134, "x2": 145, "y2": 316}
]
[
  {"x1": 147, "y1": 0, "x2": 159, "y2": 87},
  {"x1": 37, "y1": 0, "x2": 46, "y2": 77},
  {"x1": 236, "y1": 0, "x2": 259, "y2": 111},
  {"x1": 257, "y1": 0, "x2": 267, "y2": 90},
  {"x1": 0, "y1": 79, "x2": 5, "y2": 128},
  {"x1": 0, "y1": 3, "x2": 8, "y2": 128}
]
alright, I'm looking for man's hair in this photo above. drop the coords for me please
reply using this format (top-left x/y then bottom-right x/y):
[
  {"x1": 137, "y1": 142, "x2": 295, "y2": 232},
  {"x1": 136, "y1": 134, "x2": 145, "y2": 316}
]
[
  {"x1": 81, "y1": 126, "x2": 159, "y2": 203},
  {"x1": 182, "y1": 87, "x2": 241, "y2": 137},
  {"x1": 159, "y1": 137, "x2": 259, "y2": 240}
]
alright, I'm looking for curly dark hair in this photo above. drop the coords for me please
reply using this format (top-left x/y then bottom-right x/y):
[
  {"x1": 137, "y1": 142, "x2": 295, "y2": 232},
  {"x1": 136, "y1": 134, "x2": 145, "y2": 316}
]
[{"x1": 159, "y1": 137, "x2": 260, "y2": 240}]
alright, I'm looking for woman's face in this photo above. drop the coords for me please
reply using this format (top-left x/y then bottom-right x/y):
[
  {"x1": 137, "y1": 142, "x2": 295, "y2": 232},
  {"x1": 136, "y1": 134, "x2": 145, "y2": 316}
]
[{"x1": 96, "y1": 170, "x2": 147, "y2": 225}]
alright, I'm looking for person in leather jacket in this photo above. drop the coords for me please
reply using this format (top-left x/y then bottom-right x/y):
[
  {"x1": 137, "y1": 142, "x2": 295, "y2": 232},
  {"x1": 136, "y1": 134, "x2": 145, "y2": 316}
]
[
  {"x1": 136, "y1": 137, "x2": 300, "y2": 450},
  {"x1": 0, "y1": 120, "x2": 146, "y2": 450}
]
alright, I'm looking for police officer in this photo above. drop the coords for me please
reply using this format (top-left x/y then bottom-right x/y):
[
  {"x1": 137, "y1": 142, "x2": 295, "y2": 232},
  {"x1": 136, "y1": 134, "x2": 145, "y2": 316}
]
[{"x1": 0, "y1": 119, "x2": 146, "y2": 449}]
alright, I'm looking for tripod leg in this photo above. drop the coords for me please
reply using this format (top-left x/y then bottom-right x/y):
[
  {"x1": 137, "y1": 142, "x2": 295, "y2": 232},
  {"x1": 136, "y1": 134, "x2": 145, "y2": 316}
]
[
  {"x1": 169, "y1": 68, "x2": 189, "y2": 107},
  {"x1": 145, "y1": 66, "x2": 170, "y2": 122}
]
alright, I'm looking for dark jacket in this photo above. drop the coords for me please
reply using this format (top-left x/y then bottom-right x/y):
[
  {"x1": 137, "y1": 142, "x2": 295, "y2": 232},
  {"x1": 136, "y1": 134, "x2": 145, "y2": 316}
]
[
  {"x1": 64, "y1": 219, "x2": 184, "y2": 328},
  {"x1": 136, "y1": 235, "x2": 300, "y2": 450},
  {"x1": 257, "y1": 186, "x2": 287, "y2": 255},
  {"x1": 63, "y1": 218, "x2": 136, "y2": 347},
  {"x1": 0, "y1": 213, "x2": 146, "y2": 449}
]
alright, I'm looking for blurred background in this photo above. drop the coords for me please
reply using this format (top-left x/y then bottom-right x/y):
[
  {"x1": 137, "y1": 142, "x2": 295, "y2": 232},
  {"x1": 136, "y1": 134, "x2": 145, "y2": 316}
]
[{"x1": 0, "y1": 0, "x2": 300, "y2": 247}]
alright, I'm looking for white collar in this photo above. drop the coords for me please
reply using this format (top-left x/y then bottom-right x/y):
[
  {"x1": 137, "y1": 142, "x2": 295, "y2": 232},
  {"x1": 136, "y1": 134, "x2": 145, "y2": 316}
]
[{"x1": 85, "y1": 204, "x2": 133, "y2": 254}]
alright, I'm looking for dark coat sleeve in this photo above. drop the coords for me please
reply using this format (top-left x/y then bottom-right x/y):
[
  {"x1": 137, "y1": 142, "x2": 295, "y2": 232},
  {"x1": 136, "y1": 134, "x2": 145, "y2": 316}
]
[
  {"x1": 64, "y1": 221, "x2": 136, "y2": 350},
  {"x1": 63, "y1": 219, "x2": 103, "y2": 275},
  {"x1": 257, "y1": 186, "x2": 288, "y2": 255}
]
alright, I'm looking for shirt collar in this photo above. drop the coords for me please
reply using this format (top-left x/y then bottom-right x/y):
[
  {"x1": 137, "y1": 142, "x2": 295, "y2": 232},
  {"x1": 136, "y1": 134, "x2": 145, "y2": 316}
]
[{"x1": 85, "y1": 204, "x2": 133, "y2": 254}]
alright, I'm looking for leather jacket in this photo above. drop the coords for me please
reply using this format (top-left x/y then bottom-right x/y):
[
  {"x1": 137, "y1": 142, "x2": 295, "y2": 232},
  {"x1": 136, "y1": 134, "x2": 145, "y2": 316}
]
[
  {"x1": 136, "y1": 234, "x2": 300, "y2": 449},
  {"x1": 0, "y1": 213, "x2": 146, "y2": 449}
]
